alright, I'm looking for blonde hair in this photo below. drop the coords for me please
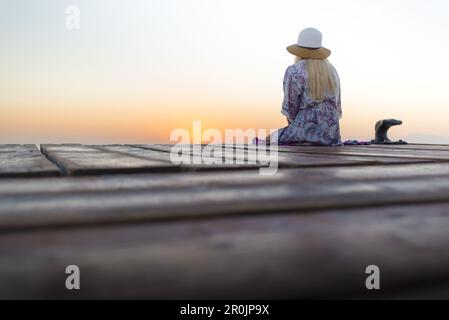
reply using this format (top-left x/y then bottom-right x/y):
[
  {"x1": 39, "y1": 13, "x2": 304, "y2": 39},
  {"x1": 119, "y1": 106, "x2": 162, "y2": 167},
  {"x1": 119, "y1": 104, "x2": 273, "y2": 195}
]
[{"x1": 295, "y1": 57, "x2": 337, "y2": 101}]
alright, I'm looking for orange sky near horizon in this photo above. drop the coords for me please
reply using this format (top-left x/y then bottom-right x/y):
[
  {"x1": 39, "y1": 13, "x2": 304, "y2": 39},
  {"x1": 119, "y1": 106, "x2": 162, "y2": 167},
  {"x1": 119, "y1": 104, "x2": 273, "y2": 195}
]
[{"x1": 0, "y1": 97, "x2": 443, "y2": 144}]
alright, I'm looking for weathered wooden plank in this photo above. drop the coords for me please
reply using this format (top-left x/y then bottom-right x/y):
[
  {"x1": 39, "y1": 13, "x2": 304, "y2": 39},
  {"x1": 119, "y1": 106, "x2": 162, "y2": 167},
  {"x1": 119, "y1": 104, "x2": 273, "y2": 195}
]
[
  {"x1": 41, "y1": 144, "x2": 181, "y2": 175},
  {"x1": 328, "y1": 145, "x2": 449, "y2": 159},
  {"x1": 4, "y1": 162, "x2": 449, "y2": 196},
  {"x1": 0, "y1": 170, "x2": 267, "y2": 196},
  {"x1": 260, "y1": 146, "x2": 449, "y2": 160},
  {"x1": 238, "y1": 144, "x2": 449, "y2": 161},
  {"x1": 360, "y1": 143, "x2": 449, "y2": 152},
  {"x1": 134, "y1": 144, "x2": 430, "y2": 167},
  {"x1": 4, "y1": 172, "x2": 449, "y2": 229},
  {"x1": 0, "y1": 145, "x2": 60, "y2": 178},
  {"x1": 94, "y1": 145, "x2": 262, "y2": 170},
  {"x1": 1, "y1": 202, "x2": 449, "y2": 299},
  {"x1": 132, "y1": 144, "x2": 369, "y2": 167},
  {"x1": 0, "y1": 144, "x2": 40, "y2": 153}
]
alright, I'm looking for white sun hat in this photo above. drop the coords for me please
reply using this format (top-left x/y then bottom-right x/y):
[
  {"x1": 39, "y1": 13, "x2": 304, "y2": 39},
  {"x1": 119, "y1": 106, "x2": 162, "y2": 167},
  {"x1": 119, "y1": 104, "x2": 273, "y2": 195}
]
[{"x1": 287, "y1": 27, "x2": 331, "y2": 60}]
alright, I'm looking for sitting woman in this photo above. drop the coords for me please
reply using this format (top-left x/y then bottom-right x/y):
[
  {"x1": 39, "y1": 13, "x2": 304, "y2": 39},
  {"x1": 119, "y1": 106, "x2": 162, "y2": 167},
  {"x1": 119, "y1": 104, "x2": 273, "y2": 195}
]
[{"x1": 270, "y1": 27, "x2": 342, "y2": 146}]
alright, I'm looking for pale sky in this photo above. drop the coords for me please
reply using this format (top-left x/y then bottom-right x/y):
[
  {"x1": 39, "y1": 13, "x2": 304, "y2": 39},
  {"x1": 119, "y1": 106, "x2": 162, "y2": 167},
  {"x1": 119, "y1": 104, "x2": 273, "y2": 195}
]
[{"x1": 1, "y1": 0, "x2": 449, "y2": 143}]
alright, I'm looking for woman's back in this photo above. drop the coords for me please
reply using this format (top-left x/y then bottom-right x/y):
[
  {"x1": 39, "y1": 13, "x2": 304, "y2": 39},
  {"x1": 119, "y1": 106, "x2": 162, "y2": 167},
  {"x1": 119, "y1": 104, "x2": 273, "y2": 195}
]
[
  {"x1": 284, "y1": 59, "x2": 341, "y2": 118},
  {"x1": 274, "y1": 28, "x2": 342, "y2": 146}
]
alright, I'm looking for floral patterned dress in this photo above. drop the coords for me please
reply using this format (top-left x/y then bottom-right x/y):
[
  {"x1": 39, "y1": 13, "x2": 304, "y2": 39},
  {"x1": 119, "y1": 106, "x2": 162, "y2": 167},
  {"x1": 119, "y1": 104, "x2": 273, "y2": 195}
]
[{"x1": 275, "y1": 60, "x2": 342, "y2": 146}]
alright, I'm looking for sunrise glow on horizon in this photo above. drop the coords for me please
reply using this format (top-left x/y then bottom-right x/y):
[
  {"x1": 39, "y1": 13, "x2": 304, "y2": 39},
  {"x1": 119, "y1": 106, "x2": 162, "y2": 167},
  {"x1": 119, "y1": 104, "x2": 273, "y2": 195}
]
[{"x1": 1, "y1": 0, "x2": 449, "y2": 144}]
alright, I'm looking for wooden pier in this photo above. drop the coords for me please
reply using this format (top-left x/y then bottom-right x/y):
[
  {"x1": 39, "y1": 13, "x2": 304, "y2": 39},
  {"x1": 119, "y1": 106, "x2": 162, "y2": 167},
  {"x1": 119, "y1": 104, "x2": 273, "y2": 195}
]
[{"x1": 1, "y1": 143, "x2": 449, "y2": 299}]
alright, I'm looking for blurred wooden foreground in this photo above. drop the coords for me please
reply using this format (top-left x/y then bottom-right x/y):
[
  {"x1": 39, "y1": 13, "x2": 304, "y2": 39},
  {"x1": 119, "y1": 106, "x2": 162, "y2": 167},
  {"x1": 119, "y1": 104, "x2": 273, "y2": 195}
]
[{"x1": 1, "y1": 143, "x2": 449, "y2": 299}]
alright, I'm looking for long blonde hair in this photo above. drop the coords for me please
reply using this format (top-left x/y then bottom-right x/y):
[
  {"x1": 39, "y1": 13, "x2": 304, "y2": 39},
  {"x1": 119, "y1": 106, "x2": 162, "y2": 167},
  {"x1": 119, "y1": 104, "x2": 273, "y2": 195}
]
[{"x1": 295, "y1": 57, "x2": 337, "y2": 101}]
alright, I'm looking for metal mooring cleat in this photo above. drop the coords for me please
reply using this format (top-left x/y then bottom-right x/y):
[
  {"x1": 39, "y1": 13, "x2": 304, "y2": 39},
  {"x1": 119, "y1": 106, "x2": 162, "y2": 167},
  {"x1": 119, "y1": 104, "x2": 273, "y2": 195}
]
[{"x1": 371, "y1": 119, "x2": 408, "y2": 145}]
